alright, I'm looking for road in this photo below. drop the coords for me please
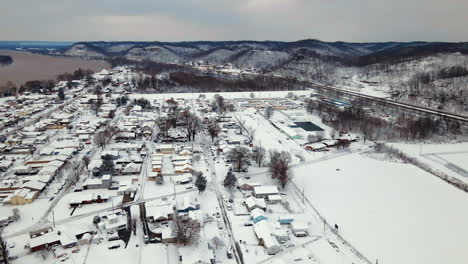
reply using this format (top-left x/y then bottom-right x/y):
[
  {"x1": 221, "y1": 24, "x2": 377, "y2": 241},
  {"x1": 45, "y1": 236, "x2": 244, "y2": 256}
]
[{"x1": 202, "y1": 135, "x2": 242, "y2": 264}]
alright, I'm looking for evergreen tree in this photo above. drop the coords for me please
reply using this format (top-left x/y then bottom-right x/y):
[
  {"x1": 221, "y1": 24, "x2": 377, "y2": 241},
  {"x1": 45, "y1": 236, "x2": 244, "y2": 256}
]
[
  {"x1": 58, "y1": 87, "x2": 65, "y2": 101},
  {"x1": 195, "y1": 172, "x2": 207, "y2": 193},
  {"x1": 223, "y1": 170, "x2": 237, "y2": 190}
]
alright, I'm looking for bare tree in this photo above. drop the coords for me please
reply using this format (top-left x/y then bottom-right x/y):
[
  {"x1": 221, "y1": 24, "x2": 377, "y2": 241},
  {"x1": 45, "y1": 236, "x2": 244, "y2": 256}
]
[
  {"x1": 92, "y1": 85, "x2": 103, "y2": 116},
  {"x1": 214, "y1": 94, "x2": 225, "y2": 113},
  {"x1": 83, "y1": 156, "x2": 90, "y2": 170},
  {"x1": 210, "y1": 236, "x2": 225, "y2": 249},
  {"x1": 0, "y1": 229, "x2": 9, "y2": 264},
  {"x1": 156, "y1": 117, "x2": 170, "y2": 138},
  {"x1": 65, "y1": 159, "x2": 82, "y2": 184},
  {"x1": 182, "y1": 111, "x2": 202, "y2": 141},
  {"x1": 245, "y1": 126, "x2": 256, "y2": 144},
  {"x1": 252, "y1": 146, "x2": 266, "y2": 166},
  {"x1": 12, "y1": 208, "x2": 20, "y2": 222},
  {"x1": 269, "y1": 150, "x2": 292, "y2": 188},
  {"x1": 307, "y1": 134, "x2": 317, "y2": 143},
  {"x1": 237, "y1": 118, "x2": 247, "y2": 135},
  {"x1": 227, "y1": 146, "x2": 251, "y2": 172},
  {"x1": 207, "y1": 119, "x2": 221, "y2": 142},
  {"x1": 174, "y1": 218, "x2": 201, "y2": 246},
  {"x1": 94, "y1": 130, "x2": 108, "y2": 150},
  {"x1": 264, "y1": 106, "x2": 274, "y2": 120}
]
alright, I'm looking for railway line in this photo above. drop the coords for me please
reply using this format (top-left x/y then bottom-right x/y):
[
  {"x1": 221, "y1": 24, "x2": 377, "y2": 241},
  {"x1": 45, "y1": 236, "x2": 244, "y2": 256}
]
[{"x1": 298, "y1": 80, "x2": 468, "y2": 123}]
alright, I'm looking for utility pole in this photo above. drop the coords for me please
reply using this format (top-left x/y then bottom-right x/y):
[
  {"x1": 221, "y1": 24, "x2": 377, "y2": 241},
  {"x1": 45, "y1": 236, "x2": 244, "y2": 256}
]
[{"x1": 52, "y1": 209, "x2": 55, "y2": 228}]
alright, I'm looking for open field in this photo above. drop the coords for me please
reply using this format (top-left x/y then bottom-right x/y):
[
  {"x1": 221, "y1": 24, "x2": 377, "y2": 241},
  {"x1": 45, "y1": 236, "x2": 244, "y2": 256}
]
[
  {"x1": 0, "y1": 50, "x2": 110, "y2": 86},
  {"x1": 293, "y1": 152, "x2": 468, "y2": 264}
]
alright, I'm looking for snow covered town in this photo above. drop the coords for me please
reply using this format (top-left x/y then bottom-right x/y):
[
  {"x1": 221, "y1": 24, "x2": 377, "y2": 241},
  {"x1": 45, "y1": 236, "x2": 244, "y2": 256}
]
[{"x1": 0, "y1": 65, "x2": 467, "y2": 264}]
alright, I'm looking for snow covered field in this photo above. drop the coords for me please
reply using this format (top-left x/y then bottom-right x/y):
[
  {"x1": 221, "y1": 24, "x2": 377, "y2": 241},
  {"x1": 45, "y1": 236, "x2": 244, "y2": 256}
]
[
  {"x1": 292, "y1": 152, "x2": 468, "y2": 264},
  {"x1": 390, "y1": 142, "x2": 468, "y2": 183}
]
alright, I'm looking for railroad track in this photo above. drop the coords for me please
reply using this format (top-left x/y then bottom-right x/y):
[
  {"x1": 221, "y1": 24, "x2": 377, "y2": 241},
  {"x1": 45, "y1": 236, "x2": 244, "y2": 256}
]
[{"x1": 300, "y1": 81, "x2": 468, "y2": 123}]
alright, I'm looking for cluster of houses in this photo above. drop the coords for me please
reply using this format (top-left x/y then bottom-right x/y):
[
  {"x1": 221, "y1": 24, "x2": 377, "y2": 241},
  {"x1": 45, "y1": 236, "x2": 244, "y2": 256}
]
[
  {"x1": 237, "y1": 183, "x2": 309, "y2": 255},
  {"x1": 0, "y1": 102, "x2": 82, "y2": 156},
  {"x1": 28, "y1": 225, "x2": 95, "y2": 259},
  {"x1": 189, "y1": 61, "x2": 260, "y2": 77},
  {"x1": 144, "y1": 195, "x2": 201, "y2": 243},
  {"x1": 0, "y1": 95, "x2": 55, "y2": 129},
  {"x1": 0, "y1": 136, "x2": 83, "y2": 205},
  {"x1": 303, "y1": 133, "x2": 358, "y2": 152},
  {"x1": 235, "y1": 97, "x2": 301, "y2": 111},
  {"x1": 115, "y1": 108, "x2": 157, "y2": 141},
  {"x1": 149, "y1": 144, "x2": 193, "y2": 183}
]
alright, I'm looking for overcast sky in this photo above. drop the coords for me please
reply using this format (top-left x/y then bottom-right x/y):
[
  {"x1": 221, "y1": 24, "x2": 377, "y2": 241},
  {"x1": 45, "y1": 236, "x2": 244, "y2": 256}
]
[{"x1": 2, "y1": 0, "x2": 467, "y2": 42}]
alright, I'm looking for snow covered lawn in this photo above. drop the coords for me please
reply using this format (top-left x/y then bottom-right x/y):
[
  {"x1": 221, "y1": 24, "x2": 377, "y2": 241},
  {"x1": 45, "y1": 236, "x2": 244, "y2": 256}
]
[
  {"x1": 292, "y1": 152, "x2": 468, "y2": 264},
  {"x1": 390, "y1": 142, "x2": 468, "y2": 183}
]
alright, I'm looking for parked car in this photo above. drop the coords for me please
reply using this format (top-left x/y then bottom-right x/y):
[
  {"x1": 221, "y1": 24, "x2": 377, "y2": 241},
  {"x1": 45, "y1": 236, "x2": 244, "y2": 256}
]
[
  {"x1": 227, "y1": 246, "x2": 233, "y2": 259},
  {"x1": 108, "y1": 241, "x2": 121, "y2": 249}
]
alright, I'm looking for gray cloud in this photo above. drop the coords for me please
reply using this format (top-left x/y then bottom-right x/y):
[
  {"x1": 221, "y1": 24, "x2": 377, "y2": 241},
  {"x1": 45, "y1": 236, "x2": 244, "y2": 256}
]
[{"x1": 1, "y1": 0, "x2": 467, "y2": 42}]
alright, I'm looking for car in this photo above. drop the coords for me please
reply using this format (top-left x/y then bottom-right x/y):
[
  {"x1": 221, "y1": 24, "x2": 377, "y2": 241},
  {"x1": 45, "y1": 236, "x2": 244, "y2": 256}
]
[
  {"x1": 9, "y1": 242, "x2": 16, "y2": 248},
  {"x1": 58, "y1": 255, "x2": 69, "y2": 262},
  {"x1": 226, "y1": 247, "x2": 233, "y2": 259},
  {"x1": 108, "y1": 241, "x2": 121, "y2": 249},
  {"x1": 226, "y1": 205, "x2": 232, "y2": 211},
  {"x1": 215, "y1": 212, "x2": 221, "y2": 218}
]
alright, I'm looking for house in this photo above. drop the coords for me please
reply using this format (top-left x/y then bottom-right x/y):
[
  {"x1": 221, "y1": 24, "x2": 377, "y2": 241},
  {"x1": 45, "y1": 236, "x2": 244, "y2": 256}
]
[
  {"x1": 69, "y1": 193, "x2": 109, "y2": 206},
  {"x1": 147, "y1": 172, "x2": 161, "y2": 181},
  {"x1": 253, "y1": 221, "x2": 282, "y2": 255},
  {"x1": 22, "y1": 180, "x2": 46, "y2": 192},
  {"x1": 29, "y1": 230, "x2": 61, "y2": 252},
  {"x1": 174, "y1": 164, "x2": 193, "y2": 174},
  {"x1": 291, "y1": 221, "x2": 308, "y2": 237},
  {"x1": 178, "y1": 197, "x2": 200, "y2": 213},
  {"x1": 156, "y1": 144, "x2": 174, "y2": 154},
  {"x1": 83, "y1": 178, "x2": 104, "y2": 190},
  {"x1": 237, "y1": 178, "x2": 262, "y2": 190},
  {"x1": 271, "y1": 227, "x2": 289, "y2": 244},
  {"x1": 267, "y1": 194, "x2": 282, "y2": 204},
  {"x1": 253, "y1": 185, "x2": 279, "y2": 199},
  {"x1": 244, "y1": 196, "x2": 266, "y2": 211},
  {"x1": 0, "y1": 159, "x2": 13, "y2": 172},
  {"x1": 179, "y1": 149, "x2": 192, "y2": 156},
  {"x1": 304, "y1": 142, "x2": 327, "y2": 151},
  {"x1": 251, "y1": 208, "x2": 267, "y2": 223},
  {"x1": 277, "y1": 215, "x2": 294, "y2": 225},
  {"x1": 322, "y1": 139, "x2": 338, "y2": 147},
  {"x1": 152, "y1": 164, "x2": 162, "y2": 173},
  {"x1": 146, "y1": 204, "x2": 174, "y2": 223},
  {"x1": 116, "y1": 132, "x2": 136, "y2": 140},
  {"x1": 104, "y1": 213, "x2": 127, "y2": 231},
  {"x1": 121, "y1": 162, "x2": 142, "y2": 174},
  {"x1": 171, "y1": 174, "x2": 192, "y2": 185},
  {"x1": 10, "y1": 188, "x2": 39, "y2": 205},
  {"x1": 117, "y1": 184, "x2": 137, "y2": 196}
]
